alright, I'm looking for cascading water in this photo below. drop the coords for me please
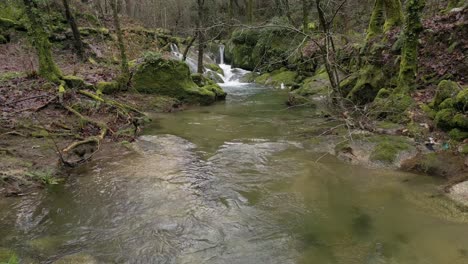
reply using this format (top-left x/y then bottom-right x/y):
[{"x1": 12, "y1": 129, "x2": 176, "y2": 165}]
[
  {"x1": 219, "y1": 45, "x2": 225, "y2": 64},
  {"x1": 218, "y1": 45, "x2": 249, "y2": 86},
  {"x1": 169, "y1": 43, "x2": 198, "y2": 73}
]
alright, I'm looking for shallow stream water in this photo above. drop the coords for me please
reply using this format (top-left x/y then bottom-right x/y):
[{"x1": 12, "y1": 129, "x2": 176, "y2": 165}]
[{"x1": 1, "y1": 82, "x2": 468, "y2": 263}]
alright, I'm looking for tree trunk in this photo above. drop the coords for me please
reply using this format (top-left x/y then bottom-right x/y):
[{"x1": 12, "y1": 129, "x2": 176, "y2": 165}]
[
  {"x1": 197, "y1": 0, "x2": 204, "y2": 74},
  {"x1": 110, "y1": 0, "x2": 130, "y2": 87},
  {"x1": 302, "y1": 0, "x2": 309, "y2": 32},
  {"x1": 247, "y1": 0, "x2": 254, "y2": 24},
  {"x1": 229, "y1": 0, "x2": 234, "y2": 20},
  {"x1": 125, "y1": 0, "x2": 132, "y2": 16},
  {"x1": 274, "y1": 0, "x2": 283, "y2": 16},
  {"x1": 397, "y1": 0, "x2": 425, "y2": 92},
  {"x1": 366, "y1": 0, "x2": 403, "y2": 40},
  {"x1": 183, "y1": 36, "x2": 196, "y2": 62},
  {"x1": 23, "y1": 0, "x2": 62, "y2": 82},
  {"x1": 284, "y1": 0, "x2": 293, "y2": 25},
  {"x1": 62, "y1": 0, "x2": 85, "y2": 60}
]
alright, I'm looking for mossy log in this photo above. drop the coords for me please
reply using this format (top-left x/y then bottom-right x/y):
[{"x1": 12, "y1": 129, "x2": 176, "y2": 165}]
[{"x1": 78, "y1": 90, "x2": 146, "y2": 116}]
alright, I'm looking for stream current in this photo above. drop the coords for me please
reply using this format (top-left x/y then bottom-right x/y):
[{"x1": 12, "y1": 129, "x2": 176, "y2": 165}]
[{"x1": 1, "y1": 66, "x2": 468, "y2": 263}]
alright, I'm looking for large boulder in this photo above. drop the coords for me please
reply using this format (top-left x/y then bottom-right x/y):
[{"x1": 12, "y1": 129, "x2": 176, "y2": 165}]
[
  {"x1": 132, "y1": 53, "x2": 226, "y2": 105},
  {"x1": 225, "y1": 17, "x2": 303, "y2": 71}
]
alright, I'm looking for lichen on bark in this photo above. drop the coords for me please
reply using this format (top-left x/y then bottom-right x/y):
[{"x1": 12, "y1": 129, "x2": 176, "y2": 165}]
[{"x1": 366, "y1": 0, "x2": 403, "y2": 40}]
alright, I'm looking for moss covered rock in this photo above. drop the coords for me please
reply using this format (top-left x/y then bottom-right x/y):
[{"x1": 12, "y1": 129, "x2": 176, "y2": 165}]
[
  {"x1": 371, "y1": 90, "x2": 413, "y2": 122},
  {"x1": 455, "y1": 88, "x2": 468, "y2": 110},
  {"x1": 287, "y1": 70, "x2": 329, "y2": 106},
  {"x1": 344, "y1": 65, "x2": 386, "y2": 104},
  {"x1": 205, "y1": 63, "x2": 224, "y2": 75},
  {"x1": 225, "y1": 18, "x2": 303, "y2": 71},
  {"x1": 132, "y1": 55, "x2": 225, "y2": 105},
  {"x1": 370, "y1": 136, "x2": 411, "y2": 163},
  {"x1": 433, "y1": 80, "x2": 460, "y2": 107},
  {"x1": 254, "y1": 69, "x2": 298, "y2": 87}
]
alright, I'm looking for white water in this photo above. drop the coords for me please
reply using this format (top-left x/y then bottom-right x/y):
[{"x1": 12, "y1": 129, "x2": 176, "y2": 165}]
[{"x1": 169, "y1": 43, "x2": 249, "y2": 86}]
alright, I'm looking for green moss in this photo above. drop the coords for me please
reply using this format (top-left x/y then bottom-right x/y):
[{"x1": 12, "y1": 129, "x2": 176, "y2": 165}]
[
  {"x1": 205, "y1": 63, "x2": 224, "y2": 75},
  {"x1": 255, "y1": 69, "x2": 298, "y2": 87},
  {"x1": 455, "y1": 88, "x2": 468, "y2": 110},
  {"x1": 434, "y1": 108, "x2": 456, "y2": 129},
  {"x1": 366, "y1": 0, "x2": 403, "y2": 40},
  {"x1": 433, "y1": 80, "x2": 460, "y2": 107},
  {"x1": 23, "y1": 2, "x2": 62, "y2": 82},
  {"x1": 345, "y1": 65, "x2": 386, "y2": 103},
  {"x1": 370, "y1": 136, "x2": 411, "y2": 163},
  {"x1": 419, "y1": 103, "x2": 436, "y2": 119},
  {"x1": 439, "y1": 98, "x2": 454, "y2": 109},
  {"x1": 452, "y1": 113, "x2": 468, "y2": 129},
  {"x1": 396, "y1": 0, "x2": 425, "y2": 92},
  {"x1": 62, "y1": 75, "x2": 85, "y2": 89},
  {"x1": 0, "y1": 248, "x2": 17, "y2": 263},
  {"x1": 132, "y1": 57, "x2": 223, "y2": 105},
  {"x1": 372, "y1": 91, "x2": 413, "y2": 122},
  {"x1": 254, "y1": 73, "x2": 271, "y2": 84},
  {"x1": 96, "y1": 81, "x2": 119, "y2": 94},
  {"x1": 203, "y1": 84, "x2": 227, "y2": 100},
  {"x1": 449, "y1": 128, "x2": 468, "y2": 141},
  {"x1": 78, "y1": 27, "x2": 109, "y2": 36},
  {"x1": 150, "y1": 96, "x2": 180, "y2": 111}
]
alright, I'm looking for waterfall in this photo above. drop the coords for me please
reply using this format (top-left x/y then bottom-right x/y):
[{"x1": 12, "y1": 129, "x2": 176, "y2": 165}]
[
  {"x1": 170, "y1": 43, "x2": 182, "y2": 60},
  {"x1": 219, "y1": 45, "x2": 225, "y2": 65}
]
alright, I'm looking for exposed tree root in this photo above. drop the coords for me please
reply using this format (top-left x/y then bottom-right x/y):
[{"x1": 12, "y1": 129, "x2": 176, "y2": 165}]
[
  {"x1": 78, "y1": 90, "x2": 146, "y2": 116},
  {"x1": 61, "y1": 105, "x2": 108, "y2": 166}
]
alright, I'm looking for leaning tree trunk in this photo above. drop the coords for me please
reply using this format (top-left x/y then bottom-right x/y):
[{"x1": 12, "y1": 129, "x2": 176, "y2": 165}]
[
  {"x1": 397, "y1": 0, "x2": 425, "y2": 92},
  {"x1": 196, "y1": 0, "x2": 204, "y2": 74},
  {"x1": 23, "y1": 0, "x2": 62, "y2": 82},
  {"x1": 62, "y1": 0, "x2": 85, "y2": 59},
  {"x1": 110, "y1": 0, "x2": 130, "y2": 88}
]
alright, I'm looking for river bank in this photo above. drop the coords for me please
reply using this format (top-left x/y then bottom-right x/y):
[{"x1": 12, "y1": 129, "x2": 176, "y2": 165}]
[{"x1": 1, "y1": 79, "x2": 468, "y2": 263}]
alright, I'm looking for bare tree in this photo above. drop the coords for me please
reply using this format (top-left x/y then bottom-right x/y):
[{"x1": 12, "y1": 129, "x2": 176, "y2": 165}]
[
  {"x1": 62, "y1": 0, "x2": 85, "y2": 59},
  {"x1": 110, "y1": 0, "x2": 130, "y2": 87}
]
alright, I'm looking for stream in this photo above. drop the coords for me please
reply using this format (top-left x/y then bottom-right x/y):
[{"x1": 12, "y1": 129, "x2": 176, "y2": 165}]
[{"x1": 1, "y1": 67, "x2": 468, "y2": 263}]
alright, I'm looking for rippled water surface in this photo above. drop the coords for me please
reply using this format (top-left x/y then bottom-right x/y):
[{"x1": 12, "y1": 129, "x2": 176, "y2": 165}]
[{"x1": 1, "y1": 83, "x2": 468, "y2": 263}]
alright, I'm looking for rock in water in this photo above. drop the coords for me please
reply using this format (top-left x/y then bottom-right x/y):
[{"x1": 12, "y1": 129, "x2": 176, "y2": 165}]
[{"x1": 132, "y1": 54, "x2": 225, "y2": 105}]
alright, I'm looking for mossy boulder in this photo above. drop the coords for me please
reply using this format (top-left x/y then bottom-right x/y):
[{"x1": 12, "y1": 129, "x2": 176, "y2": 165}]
[
  {"x1": 254, "y1": 69, "x2": 298, "y2": 88},
  {"x1": 191, "y1": 73, "x2": 226, "y2": 100},
  {"x1": 449, "y1": 128, "x2": 468, "y2": 141},
  {"x1": 287, "y1": 70, "x2": 329, "y2": 106},
  {"x1": 205, "y1": 63, "x2": 224, "y2": 75},
  {"x1": 132, "y1": 55, "x2": 225, "y2": 105},
  {"x1": 371, "y1": 90, "x2": 413, "y2": 122},
  {"x1": 434, "y1": 108, "x2": 457, "y2": 129},
  {"x1": 344, "y1": 64, "x2": 386, "y2": 104},
  {"x1": 455, "y1": 88, "x2": 468, "y2": 110},
  {"x1": 433, "y1": 80, "x2": 460, "y2": 107},
  {"x1": 370, "y1": 136, "x2": 412, "y2": 163},
  {"x1": 225, "y1": 18, "x2": 303, "y2": 71}
]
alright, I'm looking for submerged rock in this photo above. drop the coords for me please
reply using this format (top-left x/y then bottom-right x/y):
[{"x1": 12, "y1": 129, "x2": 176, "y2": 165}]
[
  {"x1": 448, "y1": 181, "x2": 468, "y2": 207},
  {"x1": 132, "y1": 53, "x2": 225, "y2": 105}
]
